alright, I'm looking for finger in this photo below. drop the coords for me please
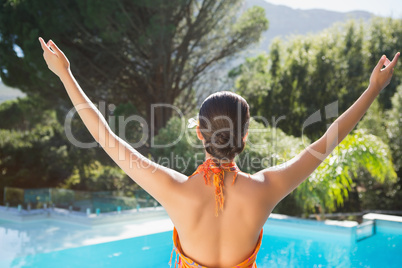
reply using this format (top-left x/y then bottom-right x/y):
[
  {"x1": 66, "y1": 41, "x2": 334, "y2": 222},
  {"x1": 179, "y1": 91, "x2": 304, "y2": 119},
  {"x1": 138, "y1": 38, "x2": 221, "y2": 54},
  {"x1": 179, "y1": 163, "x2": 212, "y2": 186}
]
[
  {"x1": 384, "y1": 57, "x2": 391, "y2": 67},
  {"x1": 375, "y1": 55, "x2": 387, "y2": 71},
  {"x1": 49, "y1": 40, "x2": 63, "y2": 56},
  {"x1": 38, "y1": 37, "x2": 54, "y2": 54},
  {"x1": 385, "y1": 52, "x2": 400, "y2": 70},
  {"x1": 38, "y1": 37, "x2": 48, "y2": 51},
  {"x1": 46, "y1": 40, "x2": 58, "y2": 54},
  {"x1": 47, "y1": 41, "x2": 54, "y2": 52}
]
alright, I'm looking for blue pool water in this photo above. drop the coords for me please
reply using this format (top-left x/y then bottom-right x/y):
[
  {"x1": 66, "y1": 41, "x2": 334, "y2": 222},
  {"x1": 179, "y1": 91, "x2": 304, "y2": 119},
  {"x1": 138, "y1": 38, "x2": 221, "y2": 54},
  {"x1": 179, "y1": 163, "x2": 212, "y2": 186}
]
[{"x1": 1, "y1": 219, "x2": 401, "y2": 267}]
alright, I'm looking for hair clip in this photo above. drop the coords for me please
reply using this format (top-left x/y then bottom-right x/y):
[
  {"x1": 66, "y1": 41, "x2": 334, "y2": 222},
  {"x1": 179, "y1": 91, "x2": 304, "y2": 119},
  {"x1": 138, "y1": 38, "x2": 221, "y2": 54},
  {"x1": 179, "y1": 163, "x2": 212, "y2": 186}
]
[{"x1": 187, "y1": 115, "x2": 199, "y2": 128}]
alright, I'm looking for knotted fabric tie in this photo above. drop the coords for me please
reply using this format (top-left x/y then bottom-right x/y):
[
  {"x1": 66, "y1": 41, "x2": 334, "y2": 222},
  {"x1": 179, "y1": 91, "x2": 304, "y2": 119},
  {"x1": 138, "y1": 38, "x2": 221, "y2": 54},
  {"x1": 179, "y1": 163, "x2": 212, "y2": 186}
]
[{"x1": 188, "y1": 158, "x2": 241, "y2": 216}]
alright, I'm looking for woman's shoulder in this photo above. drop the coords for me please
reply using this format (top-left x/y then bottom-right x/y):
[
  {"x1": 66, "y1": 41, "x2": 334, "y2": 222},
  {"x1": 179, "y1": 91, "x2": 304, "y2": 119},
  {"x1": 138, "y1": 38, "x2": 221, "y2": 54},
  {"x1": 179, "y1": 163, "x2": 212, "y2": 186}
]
[{"x1": 238, "y1": 170, "x2": 266, "y2": 183}]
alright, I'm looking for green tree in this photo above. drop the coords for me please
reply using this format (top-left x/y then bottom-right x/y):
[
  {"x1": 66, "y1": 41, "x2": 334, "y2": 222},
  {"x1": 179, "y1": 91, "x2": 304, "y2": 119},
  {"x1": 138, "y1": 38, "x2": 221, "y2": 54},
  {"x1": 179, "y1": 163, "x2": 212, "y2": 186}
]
[
  {"x1": 232, "y1": 18, "x2": 402, "y2": 139},
  {"x1": 294, "y1": 130, "x2": 396, "y2": 215},
  {"x1": 0, "y1": 96, "x2": 53, "y2": 130},
  {"x1": 387, "y1": 84, "x2": 402, "y2": 171},
  {"x1": 0, "y1": 123, "x2": 73, "y2": 197},
  {"x1": 60, "y1": 160, "x2": 139, "y2": 195},
  {"x1": 0, "y1": 97, "x2": 135, "y2": 202},
  {"x1": 357, "y1": 99, "x2": 388, "y2": 140},
  {"x1": 151, "y1": 115, "x2": 202, "y2": 175},
  {"x1": 348, "y1": 84, "x2": 402, "y2": 212},
  {"x1": 0, "y1": 0, "x2": 268, "y2": 136},
  {"x1": 365, "y1": 18, "x2": 402, "y2": 108}
]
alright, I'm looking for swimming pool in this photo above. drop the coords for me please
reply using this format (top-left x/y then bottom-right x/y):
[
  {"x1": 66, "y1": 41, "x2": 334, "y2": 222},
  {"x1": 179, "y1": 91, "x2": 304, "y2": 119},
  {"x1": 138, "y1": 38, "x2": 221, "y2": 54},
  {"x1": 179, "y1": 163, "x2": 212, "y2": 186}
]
[{"x1": 0, "y1": 213, "x2": 401, "y2": 267}]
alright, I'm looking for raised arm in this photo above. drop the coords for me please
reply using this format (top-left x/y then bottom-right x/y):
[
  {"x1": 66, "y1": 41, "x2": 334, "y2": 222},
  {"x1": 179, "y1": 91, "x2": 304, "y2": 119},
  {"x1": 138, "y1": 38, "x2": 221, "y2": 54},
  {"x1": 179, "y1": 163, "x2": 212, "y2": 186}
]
[
  {"x1": 39, "y1": 37, "x2": 187, "y2": 206},
  {"x1": 257, "y1": 52, "x2": 400, "y2": 204}
]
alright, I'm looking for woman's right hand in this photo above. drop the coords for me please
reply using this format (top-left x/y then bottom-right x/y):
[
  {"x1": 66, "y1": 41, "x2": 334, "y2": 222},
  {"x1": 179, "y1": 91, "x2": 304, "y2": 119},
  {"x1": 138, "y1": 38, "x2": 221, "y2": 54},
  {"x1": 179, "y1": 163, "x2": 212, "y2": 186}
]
[
  {"x1": 369, "y1": 52, "x2": 400, "y2": 91},
  {"x1": 39, "y1": 37, "x2": 70, "y2": 78}
]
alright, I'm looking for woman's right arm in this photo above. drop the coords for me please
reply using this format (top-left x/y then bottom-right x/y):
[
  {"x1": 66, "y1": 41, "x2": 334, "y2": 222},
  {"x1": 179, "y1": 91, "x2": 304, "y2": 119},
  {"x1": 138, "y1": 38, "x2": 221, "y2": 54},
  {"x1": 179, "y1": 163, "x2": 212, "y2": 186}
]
[
  {"x1": 39, "y1": 37, "x2": 188, "y2": 207},
  {"x1": 256, "y1": 52, "x2": 400, "y2": 204}
]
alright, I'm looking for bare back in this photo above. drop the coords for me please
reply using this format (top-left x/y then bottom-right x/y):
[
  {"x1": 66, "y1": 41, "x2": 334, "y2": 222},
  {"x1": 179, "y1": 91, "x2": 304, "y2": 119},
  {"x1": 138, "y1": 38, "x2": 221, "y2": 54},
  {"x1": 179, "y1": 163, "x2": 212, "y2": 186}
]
[{"x1": 164, "y1": 171, "x2": 274, "y2": 267}]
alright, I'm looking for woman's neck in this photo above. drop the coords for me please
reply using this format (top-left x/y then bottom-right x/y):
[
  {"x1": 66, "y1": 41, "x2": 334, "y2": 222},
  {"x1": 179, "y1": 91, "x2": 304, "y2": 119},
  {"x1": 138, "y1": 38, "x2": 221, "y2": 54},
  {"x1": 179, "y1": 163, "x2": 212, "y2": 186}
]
[{"x1": 204, "y1": 151, "x2": 234, "y2": 164}]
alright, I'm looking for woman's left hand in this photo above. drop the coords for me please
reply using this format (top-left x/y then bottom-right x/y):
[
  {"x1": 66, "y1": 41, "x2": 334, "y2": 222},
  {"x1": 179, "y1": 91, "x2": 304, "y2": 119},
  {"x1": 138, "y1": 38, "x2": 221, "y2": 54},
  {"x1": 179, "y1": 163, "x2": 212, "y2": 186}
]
[
  {"x1": 39, "y1": 37, "x2": 70, "y2": 78},
  {"x1": 369, "y1": 52, "x2": 400, "y2": 92}
]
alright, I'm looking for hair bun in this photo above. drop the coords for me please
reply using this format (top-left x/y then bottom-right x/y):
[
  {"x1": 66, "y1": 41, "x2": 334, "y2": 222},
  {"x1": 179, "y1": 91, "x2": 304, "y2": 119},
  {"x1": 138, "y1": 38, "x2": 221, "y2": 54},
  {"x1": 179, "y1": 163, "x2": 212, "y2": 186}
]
[
  {"x1": 205, "y1": 134, "x2": 245, "y2": 160},
  {"x1": 215, "y1": 132, "x2": 231, "y2": 146},
  {"x1": 199, "y1": 91, "x2": 250, "y2": 160}
]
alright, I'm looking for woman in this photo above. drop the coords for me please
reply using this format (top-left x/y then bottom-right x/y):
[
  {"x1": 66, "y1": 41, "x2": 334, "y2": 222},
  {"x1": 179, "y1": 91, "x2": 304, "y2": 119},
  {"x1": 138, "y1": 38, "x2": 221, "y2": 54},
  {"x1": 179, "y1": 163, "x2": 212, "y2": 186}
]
[{"x1": 39, "y1": 37, "x2": 399, "y2": 267}]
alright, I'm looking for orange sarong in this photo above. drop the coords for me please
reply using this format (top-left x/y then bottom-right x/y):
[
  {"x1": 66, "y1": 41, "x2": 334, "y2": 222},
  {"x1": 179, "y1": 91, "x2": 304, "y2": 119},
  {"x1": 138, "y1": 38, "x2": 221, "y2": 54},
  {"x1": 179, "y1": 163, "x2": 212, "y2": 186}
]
[{"x1": 170, "y1": 227, "x2": 263, "y2": 268}]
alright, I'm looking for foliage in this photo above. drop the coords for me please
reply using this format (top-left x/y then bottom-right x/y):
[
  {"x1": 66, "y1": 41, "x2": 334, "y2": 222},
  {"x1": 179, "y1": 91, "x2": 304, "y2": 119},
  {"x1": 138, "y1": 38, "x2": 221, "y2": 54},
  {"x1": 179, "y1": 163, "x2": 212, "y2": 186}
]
[
  {"x1": 110, "y1": 101, "x2": 145, "y2": 147},
  {"x1": 357, "y1": 99, "x2": 388, "y2": 143},
  {"x1": 387, "y1": 84, "x2": 402, "y2": 171},
  {"x1": 356, "y1": 169, "x2": 402, "y2": 211},
  {"x1": 232, "y1": 18, "x2": 402, "y2": 140},
  {"x1": 0, "y1": 0, "x2": 268, "y2": 135},
  {"x1": 60, "y1": 160, "x2": 139, "y2": 195},
  {"x1": 0, "y1": 97, "x2": 138, "y2": 202},
  {"x1": 0, "y1": 123, "x2": 73, "y2": 193},
  {"x1": 352, "y1": 97, "x2": 402, "y2": 212},
  {"x1": 238, "y1": 119, "x2": 306, "y2": 173},
  {"x1": 295, "y1": 130, "x2": 396, "y2": 215},
  {"x1": 344, "y1": 83, "x2": 402, "y2": 213},
  {"x1": 151, "y1": 115, "x2": 202, "y2": 175},
  {"x1": 0, "y1": 97, "x2": 56, "y2": 130},
  {"x1": 375, "y1": 83, "x2": 402, "y2": 211}
]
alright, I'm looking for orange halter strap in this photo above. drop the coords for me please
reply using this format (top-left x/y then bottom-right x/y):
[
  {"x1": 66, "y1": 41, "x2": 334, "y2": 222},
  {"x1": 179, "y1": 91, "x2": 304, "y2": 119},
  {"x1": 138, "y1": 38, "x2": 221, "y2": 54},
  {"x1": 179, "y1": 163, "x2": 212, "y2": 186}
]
[{"x1": 188, "y1": 158, "x2": 243, "y2": 216}]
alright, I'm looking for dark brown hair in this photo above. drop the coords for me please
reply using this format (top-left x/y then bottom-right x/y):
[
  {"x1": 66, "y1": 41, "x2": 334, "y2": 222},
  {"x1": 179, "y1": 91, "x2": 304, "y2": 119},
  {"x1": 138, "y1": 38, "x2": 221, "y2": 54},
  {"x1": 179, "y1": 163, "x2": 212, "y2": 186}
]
[{"x1": 198, "y1": 91, "x2": 250, "y2": 160}]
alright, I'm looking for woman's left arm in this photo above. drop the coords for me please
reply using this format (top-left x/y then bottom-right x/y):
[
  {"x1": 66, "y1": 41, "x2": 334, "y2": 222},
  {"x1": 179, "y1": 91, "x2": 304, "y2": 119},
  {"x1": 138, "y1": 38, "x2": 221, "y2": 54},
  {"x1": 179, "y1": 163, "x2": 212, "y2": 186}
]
[
  {"x1": 39, "y1": 38, "x2": 187, "y2": 206},
  {"x1": 257, "y1": 52, "x2": 400, "y2": 204}
]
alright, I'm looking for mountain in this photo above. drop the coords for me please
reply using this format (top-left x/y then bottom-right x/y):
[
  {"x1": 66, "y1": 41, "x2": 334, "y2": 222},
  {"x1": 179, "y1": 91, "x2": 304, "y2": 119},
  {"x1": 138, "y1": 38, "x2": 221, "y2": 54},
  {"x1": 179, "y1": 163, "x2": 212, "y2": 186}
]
[{"x1": 245, "y1": 0, "x2": 374, "y2": 52}]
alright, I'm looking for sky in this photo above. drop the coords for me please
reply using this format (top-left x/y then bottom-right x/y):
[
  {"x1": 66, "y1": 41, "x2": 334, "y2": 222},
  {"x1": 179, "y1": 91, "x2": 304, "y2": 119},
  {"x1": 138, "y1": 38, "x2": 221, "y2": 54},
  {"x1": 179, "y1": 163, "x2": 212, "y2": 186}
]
[{"x1": 264, "y1": 0, "x2": 402, "y2": 18}]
